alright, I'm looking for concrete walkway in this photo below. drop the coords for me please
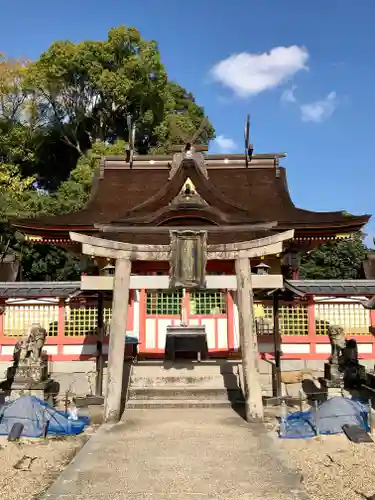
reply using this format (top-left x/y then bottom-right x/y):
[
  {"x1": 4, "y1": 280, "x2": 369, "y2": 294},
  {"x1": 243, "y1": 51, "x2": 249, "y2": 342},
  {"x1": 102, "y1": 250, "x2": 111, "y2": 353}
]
[{"x1": 43, "y1": 409, "x2": 309, "y2": 500}]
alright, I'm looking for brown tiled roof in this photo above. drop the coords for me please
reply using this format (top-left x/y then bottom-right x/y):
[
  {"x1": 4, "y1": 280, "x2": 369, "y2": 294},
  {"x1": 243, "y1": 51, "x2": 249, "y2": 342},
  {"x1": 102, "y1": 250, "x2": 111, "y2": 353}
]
[{"x1": 12, "y1": 154, "x2": 370, "y2": 235}]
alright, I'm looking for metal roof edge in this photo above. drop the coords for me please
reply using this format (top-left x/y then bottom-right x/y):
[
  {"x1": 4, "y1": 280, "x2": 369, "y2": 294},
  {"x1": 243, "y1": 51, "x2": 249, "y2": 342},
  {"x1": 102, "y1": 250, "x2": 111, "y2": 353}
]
[
  {"x1": 283, "y1": 280, "x2": 306, "y2": 297},
  {"x1": 290, "y1": 279, "x2": 375, "y2": 287},
  {"x1": 0, "y1": 281, "x2": 81, "y2": 288}
]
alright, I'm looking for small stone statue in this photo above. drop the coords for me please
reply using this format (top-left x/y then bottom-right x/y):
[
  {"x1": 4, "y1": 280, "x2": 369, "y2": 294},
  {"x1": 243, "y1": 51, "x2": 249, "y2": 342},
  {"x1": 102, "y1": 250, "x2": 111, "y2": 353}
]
[
  {"x1": 327, "y1": 324, "x2": 346, "y2": 365},
  {"x1": 13, "y1": 323, "x2": 47, "y2": 365},
  {"x1": 29, "y1": 323, "x2": 47, "y2": 362}
]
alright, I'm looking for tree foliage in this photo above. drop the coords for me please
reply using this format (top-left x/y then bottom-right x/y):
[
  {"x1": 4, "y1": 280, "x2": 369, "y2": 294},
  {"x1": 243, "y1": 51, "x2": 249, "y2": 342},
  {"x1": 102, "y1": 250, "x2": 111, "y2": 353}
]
[
  {"x1": 300, "y1": 233, "x2": 368, "y2": 279},
  {"x1": 26, "y1": 25, "x2": 214, "y2": 169},
  {"x1": 0, "y1": 26, "x2": 215, "y2": 281}
]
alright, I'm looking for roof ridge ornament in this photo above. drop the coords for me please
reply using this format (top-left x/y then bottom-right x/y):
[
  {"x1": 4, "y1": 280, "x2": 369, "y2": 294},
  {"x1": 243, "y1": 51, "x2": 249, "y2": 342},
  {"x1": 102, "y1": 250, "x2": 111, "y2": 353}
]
[
  {"x1": 168, "y1": 116, "x2": 209, "y2": 179},
  {"x1": 244, "y1": 114, "x2": 254, "y2": 168},
  {"x1": 125, "y1": 115, "x2": 136, "y2": 168},
  {"x1": 169, "y1": 149, "x2": 208, "y2": 180}
]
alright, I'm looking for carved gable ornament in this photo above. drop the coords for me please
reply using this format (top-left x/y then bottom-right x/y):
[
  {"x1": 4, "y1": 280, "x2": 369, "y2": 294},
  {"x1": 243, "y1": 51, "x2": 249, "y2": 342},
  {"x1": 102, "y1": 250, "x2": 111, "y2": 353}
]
[
  {"x1": 170, "y1": 178, "x2": 208, "y2": 209},
  {"x1": 169, "y1": 230, "x2": 207, "y2": 289}
]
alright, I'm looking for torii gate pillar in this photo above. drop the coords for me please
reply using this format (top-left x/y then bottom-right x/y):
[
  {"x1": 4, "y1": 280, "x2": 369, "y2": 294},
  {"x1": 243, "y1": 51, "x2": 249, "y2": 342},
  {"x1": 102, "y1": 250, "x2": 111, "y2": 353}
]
[
  {"x1": 104, "y1": 257, "x2": 131, "y2": 423},
  {"x1": 235, "y1": 256, "x2": 263, "y2": 421}
]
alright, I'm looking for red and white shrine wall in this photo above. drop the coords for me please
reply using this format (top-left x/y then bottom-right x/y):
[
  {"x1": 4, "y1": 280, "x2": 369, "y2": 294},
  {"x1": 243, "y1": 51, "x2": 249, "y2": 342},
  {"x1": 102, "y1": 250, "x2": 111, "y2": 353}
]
[{"x1": 0, "y1": 289, "x2": 374, "y2": 362}]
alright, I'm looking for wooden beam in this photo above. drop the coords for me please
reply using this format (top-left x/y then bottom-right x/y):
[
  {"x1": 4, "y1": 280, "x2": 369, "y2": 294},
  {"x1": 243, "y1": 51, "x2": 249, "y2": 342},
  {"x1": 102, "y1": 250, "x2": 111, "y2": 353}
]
[
  {"x1": 81, "y1": 242, "x2": 285, "y2": 261},
  {"x1": 104, "y1": 257, "x2": 131, "y2": 423},
  {"x1": 272, "y1": 291, "x2": 282, "y2": 398},
  {"x1": 170, "y1": 145, "x2": 209, "y2": 152},
  {"x1": 95, "y1": 222, "x2": 278, "y2": 233},
  {"x1": 81, "y1": 274, "x2": 284, "y2": 291},
  {"x1": 235, "y1": 256, "x2": 263, "y2": 421},
  {"x1": 95, "y1": 293, "x2": 104, "y2": 397},
  {"x1": 210, "y1": 242, "x2": 284, "y2": 260},
  {"x1": 71, "y1": 232, "x2": 170, "y2": 254},
  {"x1": 72, "y1": 230, "x2": 294, "y2": 262},
  {"x1": 209, "y1": 230, "x2": 294, "y2": 252},
  {"x1": 81, "y1": 243, "x2": 171, "y2": 261}
]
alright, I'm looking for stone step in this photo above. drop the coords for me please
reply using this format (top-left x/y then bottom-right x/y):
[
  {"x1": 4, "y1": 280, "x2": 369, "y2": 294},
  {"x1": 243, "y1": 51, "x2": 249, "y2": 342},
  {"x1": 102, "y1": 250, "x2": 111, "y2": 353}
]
[
  {"x1": 125, "y1": 399, "x2": 245, "y2": 410},
  {"x1": 132, "y1": 361, "x2": 241, "y2": 377},
  {"x1": 128, "y1": 387, "x2": 244, "y2": 401},
  {"x1": 130, "y1": 374, "x2": 240, "y2": 389}
]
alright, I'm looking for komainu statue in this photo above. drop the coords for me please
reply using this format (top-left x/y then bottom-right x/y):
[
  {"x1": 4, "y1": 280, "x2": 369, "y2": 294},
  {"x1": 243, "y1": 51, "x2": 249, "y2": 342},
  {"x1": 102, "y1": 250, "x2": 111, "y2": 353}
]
[
  {"x1": 327, "y1": 324, "x2": 346, "y2": 365},
  {"x1": 13, "y1": 323, "x2": 47, "y2": 365}
]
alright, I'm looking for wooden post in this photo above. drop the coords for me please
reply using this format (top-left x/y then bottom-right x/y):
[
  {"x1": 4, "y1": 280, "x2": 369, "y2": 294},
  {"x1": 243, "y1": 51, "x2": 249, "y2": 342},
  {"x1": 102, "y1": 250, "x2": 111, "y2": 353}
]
[
  {"x1": 181, "y1": 288, "x2": 188, "y2": 325},
  {"x1": 95, "y1": 293, "x2": 104, "y2": 397},
  {"x1": 235, "y1": 256, "x2": 264, "y2": 421},
  {"x1": 272, "y1": 291, "x2": 282, "y2": 398},
  {"x1": 104, "y1": 258, "x2": 131, "y2": 423}
]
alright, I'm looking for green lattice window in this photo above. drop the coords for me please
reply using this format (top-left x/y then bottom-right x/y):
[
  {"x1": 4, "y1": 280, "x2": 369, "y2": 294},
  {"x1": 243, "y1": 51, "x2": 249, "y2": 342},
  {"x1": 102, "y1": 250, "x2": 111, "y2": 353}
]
[
  {"x1": 315, "y1": 302, "x2": 370, "y2": 336},
  {"x1": 146, "y1": 290, "x2": 182, "y2": 315},
  {"x1": 64, "y1": 305, "x2": 112, "y2": 336},
  {"x1": 253, "y1": 303, "x2": 308, "y2": 336},
  {"x1": 254, "y1": 303, "x2": 273, "y2": 335},
  {"x1": 190, "y1": 291, "x2": 227, "y2": 315},
  {"x1": 3, "y1": 304, "x2": 59, "y2": 337},
  {"x1": 280, "y1": 304, "x2": 308, "y2": 335}
]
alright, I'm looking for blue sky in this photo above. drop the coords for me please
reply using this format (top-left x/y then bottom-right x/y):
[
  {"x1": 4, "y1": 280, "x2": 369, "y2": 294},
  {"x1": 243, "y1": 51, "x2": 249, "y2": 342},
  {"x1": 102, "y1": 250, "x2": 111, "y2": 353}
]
[{"x1": 1, "y1": 0, "x2": 374, "y2": 245}]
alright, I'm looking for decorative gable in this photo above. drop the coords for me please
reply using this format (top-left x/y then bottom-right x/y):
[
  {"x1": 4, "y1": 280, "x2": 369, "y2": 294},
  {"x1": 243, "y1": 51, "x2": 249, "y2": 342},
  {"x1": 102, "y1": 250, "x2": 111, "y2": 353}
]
[{"x1": 169, "y1": 178, "x2": 208, "y2": 209}]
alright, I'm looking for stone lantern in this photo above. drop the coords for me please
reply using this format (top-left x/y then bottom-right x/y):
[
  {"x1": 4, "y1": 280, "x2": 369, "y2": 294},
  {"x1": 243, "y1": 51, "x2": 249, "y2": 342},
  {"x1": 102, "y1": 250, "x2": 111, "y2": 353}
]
[
  {"x1": 254, "y1": 263, "x2": 271, "y2": 275},
  {"x1": 101, "y1": 261, "x2": 115, "y2": 276}
]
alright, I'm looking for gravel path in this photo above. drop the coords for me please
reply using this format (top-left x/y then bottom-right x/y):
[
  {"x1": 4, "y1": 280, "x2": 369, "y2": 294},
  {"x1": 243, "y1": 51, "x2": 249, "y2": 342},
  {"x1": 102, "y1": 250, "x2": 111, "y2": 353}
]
[
  {"x1": 0, "y1": 434, "x2": 88, "y2": 500},
  {"x1": 42, "y1": 408, "x2": 309, "y2": 500},
  {"x1": 280, "y1": 434, "x2": 375, "y2": 500}
]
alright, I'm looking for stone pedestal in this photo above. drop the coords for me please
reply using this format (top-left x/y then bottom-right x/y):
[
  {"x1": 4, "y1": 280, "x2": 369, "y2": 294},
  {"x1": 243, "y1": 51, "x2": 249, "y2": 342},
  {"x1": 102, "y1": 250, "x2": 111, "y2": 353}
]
[
  {"x1": 7, "y1": 359, "x2": 55, "y2": 404},
  {"x1": 11, "y1": 379, "x2": 55, "y2": 405},
  {"x1": 12, "y1": 359, "x2": 48, "y2": 384},
  {"x1": 327, "y1": 386, "x2": 343, "y2": 398},
  {"x1": 323, "y1": 362, "x2": 344, "y2": 399},
  {"x1": 324, "y1": 362, "x2": 343, "y2": 384}
]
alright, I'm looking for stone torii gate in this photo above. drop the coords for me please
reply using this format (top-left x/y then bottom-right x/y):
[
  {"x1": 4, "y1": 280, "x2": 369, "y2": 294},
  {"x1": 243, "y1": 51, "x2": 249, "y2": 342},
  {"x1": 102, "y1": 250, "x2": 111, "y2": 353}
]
[{"x1": 70, "y1": 229, "x2": 294, "y2": 423}]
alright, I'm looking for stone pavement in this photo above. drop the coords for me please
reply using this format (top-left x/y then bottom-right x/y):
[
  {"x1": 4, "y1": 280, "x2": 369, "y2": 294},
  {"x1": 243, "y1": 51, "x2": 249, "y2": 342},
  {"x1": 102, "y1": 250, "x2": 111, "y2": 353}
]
[{"x1": 43, "y1": 408, "x2": 309, "y2": 500}]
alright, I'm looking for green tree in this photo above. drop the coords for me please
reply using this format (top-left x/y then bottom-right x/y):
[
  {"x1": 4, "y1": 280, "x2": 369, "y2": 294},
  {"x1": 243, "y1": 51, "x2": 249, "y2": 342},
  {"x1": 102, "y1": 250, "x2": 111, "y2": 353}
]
[
  {"x1": 27, "y1": 25, "x2": 214, "y2": 165},
  {"x1": 47, "y1": 140, "x2": 126, "y2": 214},
  {"x1": 0, "y1": 140, "x2": 129, "y2": 280},
  {"x1": 18, "y1": 243, "x2": 82, "y2": 281},
  {"x1": 300, "y1": 233, "x2": 368, "y2": 279},
  {"x1": 0, "y1": 24, "x2": 216, "y2": 280}
]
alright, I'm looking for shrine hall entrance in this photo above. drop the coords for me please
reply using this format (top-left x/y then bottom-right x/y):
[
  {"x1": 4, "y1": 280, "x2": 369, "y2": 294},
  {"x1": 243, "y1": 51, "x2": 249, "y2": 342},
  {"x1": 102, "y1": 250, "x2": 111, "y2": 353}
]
[{"x1": 140, "y1": 289, "x2": 233, "y2": 356}]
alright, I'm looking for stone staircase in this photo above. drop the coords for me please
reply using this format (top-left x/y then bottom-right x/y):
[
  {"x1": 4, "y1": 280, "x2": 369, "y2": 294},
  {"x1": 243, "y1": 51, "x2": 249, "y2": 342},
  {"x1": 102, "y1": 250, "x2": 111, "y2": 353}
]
[{"x1": 125, "y1": 360, "x2": 245, "y2": 409}]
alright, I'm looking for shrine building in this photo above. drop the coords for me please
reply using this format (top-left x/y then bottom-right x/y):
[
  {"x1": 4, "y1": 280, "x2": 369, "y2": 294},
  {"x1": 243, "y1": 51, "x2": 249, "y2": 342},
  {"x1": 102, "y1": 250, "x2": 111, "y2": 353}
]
[
  {"x1": 10, "y1": 146, "x2": 372, "y2": 359},
  {"x1": 7, "y1": 143, "x2": 373, "y2": 420}
]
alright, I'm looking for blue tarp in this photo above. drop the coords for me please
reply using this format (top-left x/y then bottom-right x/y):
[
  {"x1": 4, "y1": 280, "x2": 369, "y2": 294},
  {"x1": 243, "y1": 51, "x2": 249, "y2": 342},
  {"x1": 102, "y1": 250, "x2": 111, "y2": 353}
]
[
  {"x1": 0, "y1": 396, "x2": 89, "y2": 438},
  {"x1": 280, "y1": 397, "x2": 369, "y2": 439}
]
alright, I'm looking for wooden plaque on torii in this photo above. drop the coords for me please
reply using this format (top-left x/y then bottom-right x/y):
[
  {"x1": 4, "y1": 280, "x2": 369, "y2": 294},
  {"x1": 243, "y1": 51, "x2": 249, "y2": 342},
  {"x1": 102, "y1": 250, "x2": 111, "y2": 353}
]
[{"x1": 169, "y1": 230, "x2": 207, "y2": 290}]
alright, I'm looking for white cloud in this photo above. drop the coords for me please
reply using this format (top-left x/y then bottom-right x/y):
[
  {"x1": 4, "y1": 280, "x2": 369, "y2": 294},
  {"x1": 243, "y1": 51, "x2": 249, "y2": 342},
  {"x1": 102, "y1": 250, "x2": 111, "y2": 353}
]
[
  {"x1": 281, "y1": 85, "x2": 297, "y2": 103},
  {"x1": 214, "y1": 135, "x2": 237, "y2": 152},
  {"x1": 300, "y1": 91, "x2": 337, "y2": 123},
  {"x1": 210, "y1": 46, "x2": 309, "y2": 98}
]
